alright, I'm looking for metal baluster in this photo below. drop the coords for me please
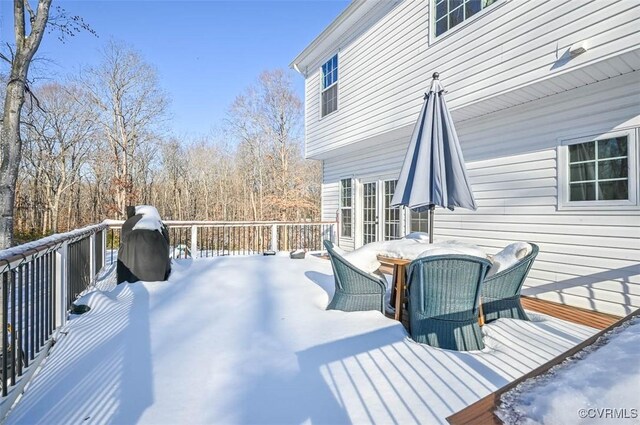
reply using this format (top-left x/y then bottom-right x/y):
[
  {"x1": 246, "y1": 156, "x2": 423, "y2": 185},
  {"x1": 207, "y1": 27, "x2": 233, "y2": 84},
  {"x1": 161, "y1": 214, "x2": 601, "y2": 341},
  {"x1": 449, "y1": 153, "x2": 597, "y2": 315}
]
[
  {"x1": 25, "y1": 261, "x2": 31, "y2": 365},
  {"x1": 39, "y1": 254, "x2": 45, "y2": 348},
  {"x1": 43, "y1": 253, "x2": 48, "y2": 342},
  {"x1": 2, "y1": 270, "x2": 9, "y2": 396},
  {"x1": 30, "y1": 256, "x2": 35, "y2": 360},
  {"x1": 34, "y1": 256, "x2": 40, "y2": 352},
  {"x1": 17, "y1": 263, "x2": 24, "y2": 375},
  {"x1": 10, "y1": 268, "x2": 16, "y2": 386},
  {"x1": 50, "y1": 250, "x2": 54, "y2": 335},
  {"x1": 51, "y1": 251, "x2": 56, "y2": 338}
]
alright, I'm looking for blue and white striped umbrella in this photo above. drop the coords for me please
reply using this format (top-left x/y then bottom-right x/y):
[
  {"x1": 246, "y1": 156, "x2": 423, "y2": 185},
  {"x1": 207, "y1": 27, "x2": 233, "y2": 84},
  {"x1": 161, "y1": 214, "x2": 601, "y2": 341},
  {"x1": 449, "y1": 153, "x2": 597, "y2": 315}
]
[{"x1": 391, "y1": 73, "x2": 477, "y2": 242}]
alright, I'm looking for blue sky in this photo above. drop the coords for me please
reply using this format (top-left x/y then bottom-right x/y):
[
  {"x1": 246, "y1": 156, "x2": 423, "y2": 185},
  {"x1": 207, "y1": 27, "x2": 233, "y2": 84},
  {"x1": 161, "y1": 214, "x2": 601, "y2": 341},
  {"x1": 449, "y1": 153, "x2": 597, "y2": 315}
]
[{"x1": 0, "y1": 0, "x2": 349, "y2": 137}]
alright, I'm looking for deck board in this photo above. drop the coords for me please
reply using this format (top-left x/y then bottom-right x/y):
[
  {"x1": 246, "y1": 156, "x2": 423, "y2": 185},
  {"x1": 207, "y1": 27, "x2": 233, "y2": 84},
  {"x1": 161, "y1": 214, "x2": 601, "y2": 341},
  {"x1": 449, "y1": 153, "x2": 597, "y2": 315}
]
[
  {"x1": 447, "y1": 308, "x2": 639, "y2": 425},
  {"x1": 521, "y1": 296, "x2": 621, "y2": 329}
]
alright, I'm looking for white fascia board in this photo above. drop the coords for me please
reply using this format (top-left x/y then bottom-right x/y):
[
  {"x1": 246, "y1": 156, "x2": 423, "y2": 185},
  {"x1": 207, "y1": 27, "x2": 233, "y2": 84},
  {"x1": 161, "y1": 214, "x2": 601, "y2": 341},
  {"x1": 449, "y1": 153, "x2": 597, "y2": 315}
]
[{"x1": 289, "y1": 0, "x2": 376, "y2": 77}]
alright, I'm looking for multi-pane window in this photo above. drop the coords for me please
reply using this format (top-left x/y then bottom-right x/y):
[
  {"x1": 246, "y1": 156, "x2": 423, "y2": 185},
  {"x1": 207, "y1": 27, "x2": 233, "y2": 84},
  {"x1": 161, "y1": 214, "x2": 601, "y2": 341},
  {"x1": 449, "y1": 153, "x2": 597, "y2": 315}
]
[
  {"x1": 340, "y1": 178, "x2": 353, "y2": 238},
  {"x1": 434, "y1": 0, "x2": 498, "y2": 37},
  {"x1": 410, "y1": 210, "x2": 429, "y2": 233},
  {"x1": 384, "y1": 180, "x2": 401, "y2": 240},
  {"x1": 569, "y1": 136, "x2": 629, "y2": 202},
  {"x1": 321, "y1": 54, "x2": 338, "y2": 117}
]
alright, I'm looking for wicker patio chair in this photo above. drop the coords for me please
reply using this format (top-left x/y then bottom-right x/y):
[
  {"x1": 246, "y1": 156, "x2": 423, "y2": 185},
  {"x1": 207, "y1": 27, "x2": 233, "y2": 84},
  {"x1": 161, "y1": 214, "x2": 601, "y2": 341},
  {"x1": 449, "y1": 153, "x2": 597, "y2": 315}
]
[
  {"x1": 323, "y1": 240, "x2": 387, "y2": 313},
  {"x1": 407, "y1": 255, "x2": 492, "y2": 351},
  {"x1": 482, "y1": 243, "x2": 539, "y2": 323}
]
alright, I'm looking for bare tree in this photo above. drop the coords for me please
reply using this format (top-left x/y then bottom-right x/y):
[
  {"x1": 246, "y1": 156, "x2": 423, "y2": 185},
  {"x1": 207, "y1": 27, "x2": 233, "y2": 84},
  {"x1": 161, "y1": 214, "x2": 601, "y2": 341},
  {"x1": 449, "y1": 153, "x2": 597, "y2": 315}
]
[
  {"x1": 1, "y1": 1, "x2": 96, "y2": 248},
  {"x1": 81, "y1": 41, "x2": 167, "y2": 218},
  {"x1": 228, "y1": 88, "x2": 267, "y2": 221},
  {"x1": 21, "y1": 82, "x2": 96, "y2": 232},
  {"x1": 227, "y1": 69, "x2": 320, "y2": 221},
  {"x1": 11, "y1": 67, "x2": 321, "y2": 241},
  {"x1": 0, "y1": 0, "x2": 53, "y2": 249}
]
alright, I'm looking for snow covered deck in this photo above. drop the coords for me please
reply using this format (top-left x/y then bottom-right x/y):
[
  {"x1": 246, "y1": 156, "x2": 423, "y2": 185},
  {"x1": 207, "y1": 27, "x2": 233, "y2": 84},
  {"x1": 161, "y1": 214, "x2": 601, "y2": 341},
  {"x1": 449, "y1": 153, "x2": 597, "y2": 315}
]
[{"x1": 6, "y1": 255, "x2": 597, "y2": 424}]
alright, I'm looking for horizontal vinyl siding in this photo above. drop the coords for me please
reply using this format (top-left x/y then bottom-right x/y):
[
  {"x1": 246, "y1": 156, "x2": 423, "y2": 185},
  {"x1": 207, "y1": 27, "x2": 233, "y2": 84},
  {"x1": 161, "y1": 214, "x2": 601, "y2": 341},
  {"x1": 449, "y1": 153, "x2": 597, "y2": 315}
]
[
  {"x1": 321, "y1": 75, "x2": 640, "y2": 316},
  {"x1": 321, "y1": 183, "x2": 339, "y2": 223},
  {"x1": 323, "y1": 136, "x2": 409, "y2": 251},
  {"x1": 305, "y1": 0, "x2": 640, "y2": 158},
  {"x1": 437, "y1": 76, "x2": 640, "y2": 317},
  {"x1": 460, "y1": 72, "x2": 640, "y2": 162}
]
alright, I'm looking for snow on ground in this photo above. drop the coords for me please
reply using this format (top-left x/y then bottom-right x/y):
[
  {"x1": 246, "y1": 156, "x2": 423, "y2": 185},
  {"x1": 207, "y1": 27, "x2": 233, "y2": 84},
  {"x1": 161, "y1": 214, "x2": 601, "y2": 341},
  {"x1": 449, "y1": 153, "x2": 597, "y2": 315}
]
[
  {"x1": 497, "y1": 316, "x2": 640, "y2": 425},
  {"x1": 6, "y1": 255, "x2": 596, "y2": 425}
]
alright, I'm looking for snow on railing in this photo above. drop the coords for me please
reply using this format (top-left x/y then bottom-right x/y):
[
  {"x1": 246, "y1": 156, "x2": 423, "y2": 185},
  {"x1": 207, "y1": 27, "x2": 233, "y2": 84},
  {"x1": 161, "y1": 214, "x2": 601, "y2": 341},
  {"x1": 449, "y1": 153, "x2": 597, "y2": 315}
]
[{"x1": 0, "y1": 223, "x2": 107, "y2": 417}]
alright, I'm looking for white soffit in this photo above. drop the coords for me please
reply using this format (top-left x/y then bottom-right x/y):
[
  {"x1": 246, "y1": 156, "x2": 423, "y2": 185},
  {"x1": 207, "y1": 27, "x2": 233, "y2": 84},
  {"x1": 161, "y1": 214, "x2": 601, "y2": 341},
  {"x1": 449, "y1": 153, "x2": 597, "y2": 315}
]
[{"x1": 452, "y1": 48, "x2": 640, "y2": 123}]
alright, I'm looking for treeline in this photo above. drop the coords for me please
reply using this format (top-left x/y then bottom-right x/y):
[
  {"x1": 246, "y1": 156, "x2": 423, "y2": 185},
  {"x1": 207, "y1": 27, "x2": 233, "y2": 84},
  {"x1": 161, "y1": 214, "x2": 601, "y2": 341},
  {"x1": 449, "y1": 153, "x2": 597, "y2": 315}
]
[{"x1": 12, "y1": 42, "x2": 320, "y2": 242}]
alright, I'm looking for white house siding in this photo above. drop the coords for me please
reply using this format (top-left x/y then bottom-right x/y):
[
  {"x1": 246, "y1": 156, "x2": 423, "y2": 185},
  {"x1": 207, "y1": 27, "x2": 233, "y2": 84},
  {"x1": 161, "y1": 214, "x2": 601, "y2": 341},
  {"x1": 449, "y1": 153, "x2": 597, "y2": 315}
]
[
  {"x1": 304, "y1": 0, "x2": 640, "y2": 159},
  {"x1": 322, "y1": 72, "x2": 640, "y2": 317}
]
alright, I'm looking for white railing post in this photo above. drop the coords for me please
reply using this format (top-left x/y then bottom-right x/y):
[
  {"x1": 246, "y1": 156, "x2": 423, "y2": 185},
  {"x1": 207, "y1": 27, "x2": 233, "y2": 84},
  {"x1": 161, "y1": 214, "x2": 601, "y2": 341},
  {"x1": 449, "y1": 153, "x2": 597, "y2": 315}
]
[
  {"x1": 100, "y1": 229, "x2": 106, "y2": 269},
  {"x1": 89, "y1": 233, "x2": 96, "y2": 279},
  {"x1": 55, "y1": 241, "x2": 68, "y2": 327},
  {"x1": 271, "y1": 224, "x2": 278, "y2": 252},
  {"x1": 191, "y1": 225, "x2": 198, "y2": 258}
]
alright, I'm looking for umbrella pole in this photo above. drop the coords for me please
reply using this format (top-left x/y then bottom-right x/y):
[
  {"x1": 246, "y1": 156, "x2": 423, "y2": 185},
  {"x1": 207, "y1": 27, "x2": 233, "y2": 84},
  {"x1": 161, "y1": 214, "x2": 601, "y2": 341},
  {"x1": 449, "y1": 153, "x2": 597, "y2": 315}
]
[{"x1": 429, "y1": 205, "x2": 435, "y2": 244}]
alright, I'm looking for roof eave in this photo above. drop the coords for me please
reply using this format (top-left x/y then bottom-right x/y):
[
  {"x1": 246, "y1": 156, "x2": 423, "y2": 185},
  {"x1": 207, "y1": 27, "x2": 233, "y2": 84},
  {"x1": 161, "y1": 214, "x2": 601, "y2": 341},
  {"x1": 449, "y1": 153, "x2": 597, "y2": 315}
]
[{"x1": 289, "y1": 0, "x2": 370, "y2": 76}]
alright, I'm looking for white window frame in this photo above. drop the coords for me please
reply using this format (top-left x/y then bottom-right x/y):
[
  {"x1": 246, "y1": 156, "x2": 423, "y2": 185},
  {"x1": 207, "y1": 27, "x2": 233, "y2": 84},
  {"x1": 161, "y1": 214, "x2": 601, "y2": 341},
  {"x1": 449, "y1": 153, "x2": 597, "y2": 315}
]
[
  {"x1": 339, "y1": 178, "x2": 353, "y2": 239},
  {"x1": 319, "y1": 54, "x2": 339, "y2": 119},
  {"x1": 557, "y1": 128, "x2": 639, "y2": 211},
  {"x1": 430, "y1": 0, "x2": 506, "y2": 44},
  {"x1": 407, "y1": 208, "x2": 430, "y2": 234},
  {"x1": 382, "y1": 179, "x2": 402, "y2": 241}
]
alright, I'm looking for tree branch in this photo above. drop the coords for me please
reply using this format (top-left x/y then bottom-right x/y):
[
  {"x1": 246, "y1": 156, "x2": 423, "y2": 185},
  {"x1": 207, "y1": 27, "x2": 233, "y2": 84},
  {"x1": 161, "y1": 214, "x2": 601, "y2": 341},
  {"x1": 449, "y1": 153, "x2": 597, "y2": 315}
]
[
  {"x1": 25, "y1": 0, "x2": 52, "y2": 53},
  {"x1": 23, "y1": 0, "x2": 36, "y2": 25}
]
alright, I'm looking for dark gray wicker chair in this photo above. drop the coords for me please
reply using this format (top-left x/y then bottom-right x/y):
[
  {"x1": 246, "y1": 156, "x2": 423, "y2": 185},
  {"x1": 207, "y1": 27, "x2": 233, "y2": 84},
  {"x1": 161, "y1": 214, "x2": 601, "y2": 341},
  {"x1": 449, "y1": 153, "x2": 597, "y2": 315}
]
[
  {"x1": 407, "y1": 255, "x2": 492, "y2": 351},
  {"x1": 323, "y1": 240, "x2": 386, "y2": 313},
  {"x1": 482, "y1": 243, "x2": 539, "y2": 323}
]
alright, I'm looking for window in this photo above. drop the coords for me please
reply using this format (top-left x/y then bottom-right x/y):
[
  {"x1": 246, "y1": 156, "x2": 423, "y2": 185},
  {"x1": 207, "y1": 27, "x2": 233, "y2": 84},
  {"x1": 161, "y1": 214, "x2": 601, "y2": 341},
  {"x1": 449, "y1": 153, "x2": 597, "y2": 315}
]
[
  {"x1": 434, "y1": 0, "x2": 499, "y2": 37},
  {"x1": 321, "y1": 54, "x2": 338, "y2": 117},
  {"x1": 568, "y1": 136, "x2": 629, "y2": 201},
  {"x1": 384, "y1": 180, "x2": 401, "y2": 240},
  {"x1": 559, "y1": 130, "x2": 638, "y2": 209},
  {"x1": 410, "y1": 209, "x2": 429, "y2": 233},
  {"x1": 340, "y1": 178, "x2": 353, "y2": 238}
]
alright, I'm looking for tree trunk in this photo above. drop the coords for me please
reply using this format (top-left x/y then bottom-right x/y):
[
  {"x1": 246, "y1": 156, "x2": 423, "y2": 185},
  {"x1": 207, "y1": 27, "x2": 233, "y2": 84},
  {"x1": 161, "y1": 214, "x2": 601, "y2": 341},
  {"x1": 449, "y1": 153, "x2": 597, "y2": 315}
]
[
  {"x1": 0, "y1": 0, "x2": 53, "y2": 249},
  {"x1": 0, "y1": 74, "x2": 27, "y2": 248}
]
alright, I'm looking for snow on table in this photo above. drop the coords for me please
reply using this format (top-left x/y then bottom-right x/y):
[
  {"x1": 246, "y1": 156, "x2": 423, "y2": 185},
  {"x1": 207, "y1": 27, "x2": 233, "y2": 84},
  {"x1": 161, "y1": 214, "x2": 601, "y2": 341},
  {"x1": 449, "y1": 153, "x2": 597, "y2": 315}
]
[
  {"x1": 7, "y1": 256, "x2": 596, "y2": 425},
  {"x1": 496, "y1": 316, "x2": 640, "y2": 425}
]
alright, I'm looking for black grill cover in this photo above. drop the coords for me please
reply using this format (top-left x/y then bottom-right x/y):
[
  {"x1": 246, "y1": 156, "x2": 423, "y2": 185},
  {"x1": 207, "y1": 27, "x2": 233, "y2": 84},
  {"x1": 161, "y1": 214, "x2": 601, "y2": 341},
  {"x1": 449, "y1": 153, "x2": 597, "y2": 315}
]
[{"x1": 117, "y1": 214, "x2": 171, "y2": 283}]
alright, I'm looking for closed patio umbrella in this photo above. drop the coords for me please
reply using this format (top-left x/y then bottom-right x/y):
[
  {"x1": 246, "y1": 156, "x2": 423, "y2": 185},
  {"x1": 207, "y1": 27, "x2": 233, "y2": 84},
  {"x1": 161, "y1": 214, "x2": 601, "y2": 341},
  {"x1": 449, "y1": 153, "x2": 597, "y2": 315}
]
[{"x1": 391, "y1": 72, "x2": 476, "y2": 243}]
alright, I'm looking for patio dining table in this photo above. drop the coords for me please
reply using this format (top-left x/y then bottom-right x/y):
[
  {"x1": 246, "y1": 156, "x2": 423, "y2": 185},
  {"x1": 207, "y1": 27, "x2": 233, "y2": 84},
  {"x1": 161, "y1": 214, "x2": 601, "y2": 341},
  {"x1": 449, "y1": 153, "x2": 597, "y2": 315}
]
[{"x1": 375, "y1": 240, "x2": 489, "y2": 323}]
